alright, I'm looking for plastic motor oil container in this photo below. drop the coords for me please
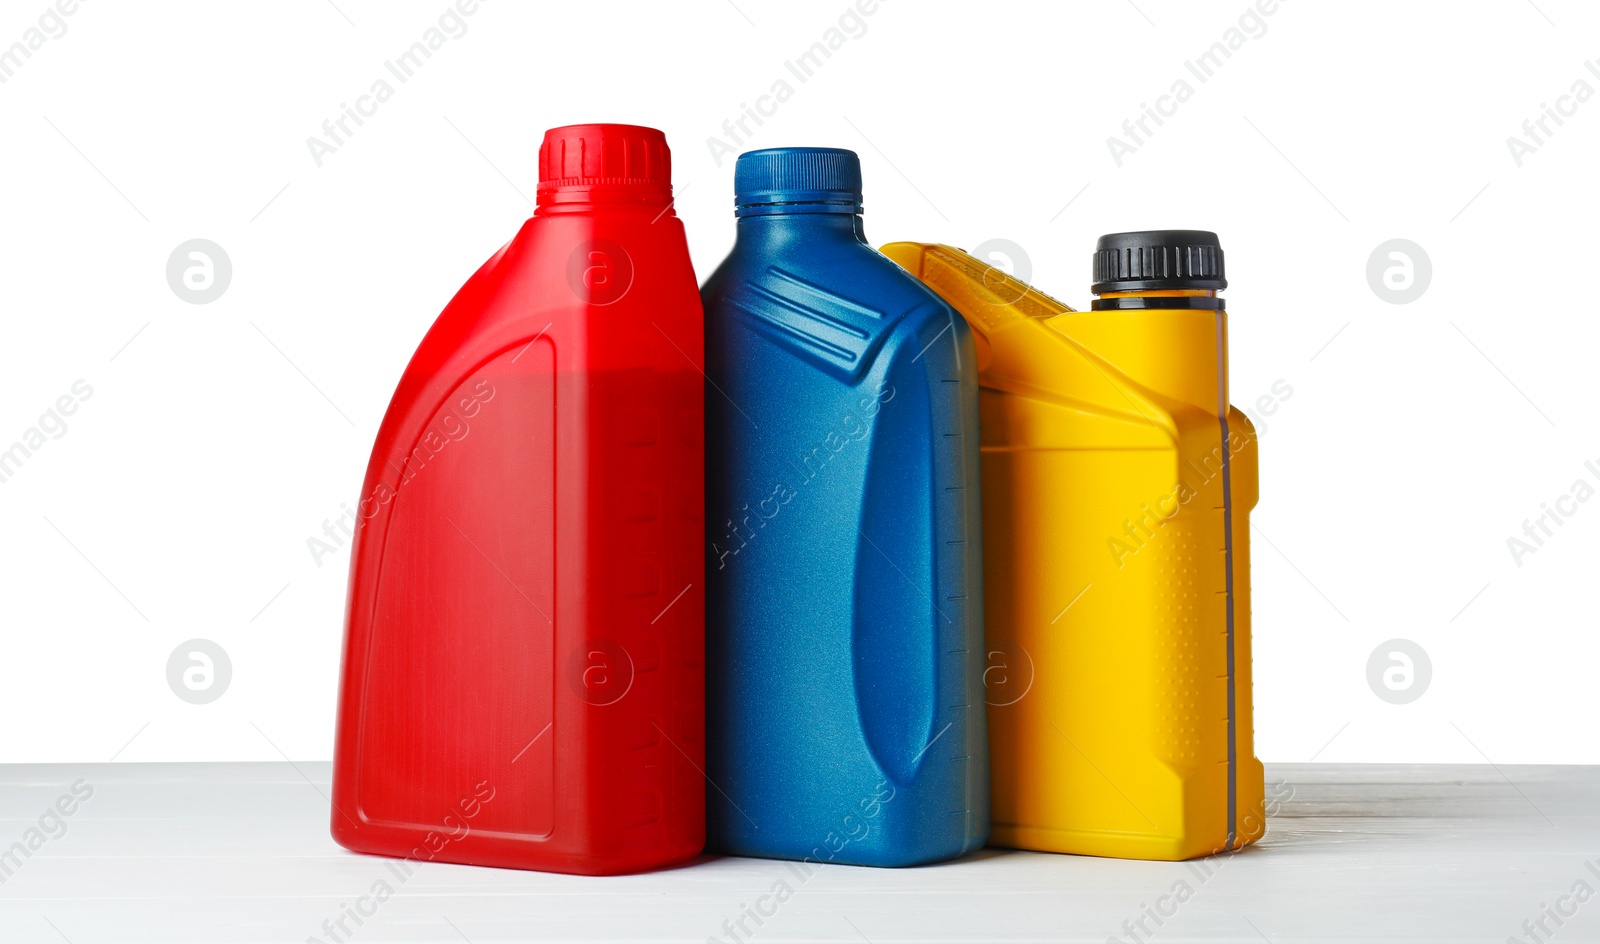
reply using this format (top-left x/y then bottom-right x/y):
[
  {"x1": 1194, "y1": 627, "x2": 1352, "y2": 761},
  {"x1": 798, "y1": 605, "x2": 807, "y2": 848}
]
[
  {"x1": 701, "y1": 148, "x2": 988, "y2": 866},
  {"x1": 330, "y1": 124, "x2": 706, "y2": 875},
  {"x1": 881, "y1": 233, "x2": 1264, "y2": 861}
]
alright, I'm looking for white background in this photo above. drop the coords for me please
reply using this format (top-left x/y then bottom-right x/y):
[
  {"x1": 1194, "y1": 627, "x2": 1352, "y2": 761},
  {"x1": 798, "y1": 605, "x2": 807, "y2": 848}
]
[{"x1": 0, "y1": 0, "x2": 1592, "y2": 766}]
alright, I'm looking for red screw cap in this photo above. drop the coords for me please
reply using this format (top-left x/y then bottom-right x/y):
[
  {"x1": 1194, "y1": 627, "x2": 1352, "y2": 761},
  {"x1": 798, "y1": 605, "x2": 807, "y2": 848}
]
[{"x1": 537, "y1": 124, "x2": 672, "y2": 203}]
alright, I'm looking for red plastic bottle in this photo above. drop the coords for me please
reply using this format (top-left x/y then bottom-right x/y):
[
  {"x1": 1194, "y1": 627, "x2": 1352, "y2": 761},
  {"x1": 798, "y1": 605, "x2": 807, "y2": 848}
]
[{"x1": 330, "y1": 124, "x2": 705, "y2": 875}]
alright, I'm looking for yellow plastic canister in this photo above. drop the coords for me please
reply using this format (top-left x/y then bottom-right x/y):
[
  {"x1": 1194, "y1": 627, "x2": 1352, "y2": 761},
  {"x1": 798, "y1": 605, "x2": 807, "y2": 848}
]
[{"x1": 881, "y1": 236, "x2": 1264, "y2": 860}]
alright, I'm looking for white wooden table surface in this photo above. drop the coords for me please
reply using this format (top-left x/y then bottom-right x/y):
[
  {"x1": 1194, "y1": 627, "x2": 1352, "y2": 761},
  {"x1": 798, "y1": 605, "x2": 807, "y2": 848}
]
[{"x1": 0, "y1": 762, "x2": 1594, "y2": 943}]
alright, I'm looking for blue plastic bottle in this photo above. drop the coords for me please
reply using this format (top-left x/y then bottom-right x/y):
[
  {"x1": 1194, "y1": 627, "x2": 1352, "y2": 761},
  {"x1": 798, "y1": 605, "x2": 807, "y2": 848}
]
[{"x1": 702, "y1": 147, "x2": 988, "y2": 866}]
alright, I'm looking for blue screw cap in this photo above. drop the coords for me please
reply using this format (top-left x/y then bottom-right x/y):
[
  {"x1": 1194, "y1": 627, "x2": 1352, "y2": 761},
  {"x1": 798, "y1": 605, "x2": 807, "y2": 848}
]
[{"x1": 733, "y1": 147, "x2": 863, "y2": 216}]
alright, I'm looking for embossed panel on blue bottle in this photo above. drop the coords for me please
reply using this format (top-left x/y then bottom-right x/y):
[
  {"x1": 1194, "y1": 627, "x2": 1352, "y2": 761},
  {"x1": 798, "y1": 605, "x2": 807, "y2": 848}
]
[{"x1": 721, "y1": 267, "x2": 890, "y2": 381}]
